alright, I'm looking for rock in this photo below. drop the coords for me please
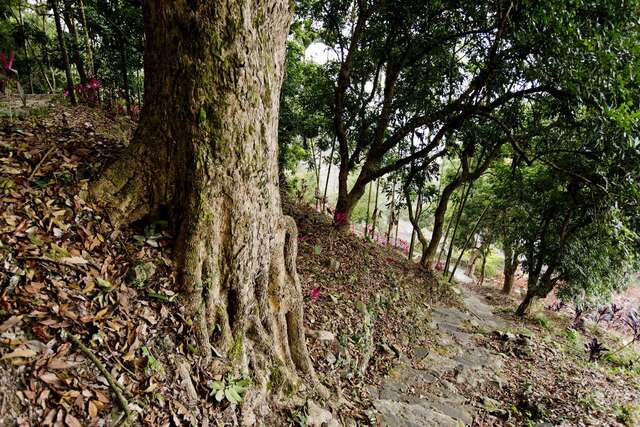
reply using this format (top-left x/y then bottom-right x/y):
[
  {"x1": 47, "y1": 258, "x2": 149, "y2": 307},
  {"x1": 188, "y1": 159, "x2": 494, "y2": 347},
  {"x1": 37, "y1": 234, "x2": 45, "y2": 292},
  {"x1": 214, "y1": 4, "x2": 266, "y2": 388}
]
[
  {"x1": 307, "y1": 401, "x2": 335, "y2": 426},
  {"x1": 307, "y1": 329, "x2": 336, "y2": 342},
  {"x1": 326, "y1": 352, "x2": 337, "y2": 365},
  {"x1": 414, "y1": 347, "x2": 429, "y2": 360},
  {"x1": 327, "y1": 258, "x2": 341, "y2": 270},
  {"x1": 374, "y1": 399, "x2": 462, "y2": 427},
  {"x1": 482, "y1": 397, "x2": 499, "y2": 410}
]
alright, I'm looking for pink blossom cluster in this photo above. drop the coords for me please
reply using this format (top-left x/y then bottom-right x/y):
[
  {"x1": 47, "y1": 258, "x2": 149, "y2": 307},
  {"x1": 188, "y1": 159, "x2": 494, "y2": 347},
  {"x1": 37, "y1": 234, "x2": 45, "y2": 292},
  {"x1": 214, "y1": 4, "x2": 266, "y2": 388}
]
[
  {"x1": 366, "y1": 228, "x2": 411, "y2": 255},
  {"x1": 64, "y1": 77, "x2": 102, "y2": 106}
]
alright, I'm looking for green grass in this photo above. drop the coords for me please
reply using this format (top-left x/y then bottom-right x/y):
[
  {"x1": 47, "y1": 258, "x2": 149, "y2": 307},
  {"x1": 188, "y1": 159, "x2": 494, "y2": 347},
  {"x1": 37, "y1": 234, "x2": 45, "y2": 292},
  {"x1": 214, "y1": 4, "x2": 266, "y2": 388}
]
[{"x1": 533, "y1": 312, "x2": 553, "y2": 330}]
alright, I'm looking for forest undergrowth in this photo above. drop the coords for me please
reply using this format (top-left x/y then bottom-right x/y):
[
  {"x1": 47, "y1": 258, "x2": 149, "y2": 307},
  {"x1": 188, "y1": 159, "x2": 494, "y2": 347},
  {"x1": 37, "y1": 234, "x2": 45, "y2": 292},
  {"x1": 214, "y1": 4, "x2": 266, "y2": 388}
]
[{"x1": 0, "y1": 103, "x2": 639, "y2": 426}]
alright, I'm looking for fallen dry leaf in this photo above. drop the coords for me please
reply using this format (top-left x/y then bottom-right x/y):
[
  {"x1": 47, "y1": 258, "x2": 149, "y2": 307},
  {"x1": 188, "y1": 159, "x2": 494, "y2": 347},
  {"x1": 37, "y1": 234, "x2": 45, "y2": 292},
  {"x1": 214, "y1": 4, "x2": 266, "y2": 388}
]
[{"x1": 1, "y1": 347, "x2": 37, "y2": 360}]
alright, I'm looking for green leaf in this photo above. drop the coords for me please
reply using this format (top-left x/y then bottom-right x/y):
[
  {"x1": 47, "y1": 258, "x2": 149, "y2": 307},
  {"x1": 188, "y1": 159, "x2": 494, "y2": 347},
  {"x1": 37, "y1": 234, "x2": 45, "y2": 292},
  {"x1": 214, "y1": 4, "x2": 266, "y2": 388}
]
[
  {"x1": 225, "y1": 387, "x2": 243, "y2": 404},
  {"x1": 96, "y1": 278, "x2": 112, "y2": 289},
  {"x1": 209, "y1": 380, "x2": 225, "y2": 391}
]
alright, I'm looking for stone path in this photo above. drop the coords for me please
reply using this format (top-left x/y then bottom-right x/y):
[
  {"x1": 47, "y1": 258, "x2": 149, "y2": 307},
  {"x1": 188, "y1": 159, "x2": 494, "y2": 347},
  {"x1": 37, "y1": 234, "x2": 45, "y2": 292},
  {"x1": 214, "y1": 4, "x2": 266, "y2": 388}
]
[{"x1": 372, "y1": 285, "x2": 506, "y2": 426}]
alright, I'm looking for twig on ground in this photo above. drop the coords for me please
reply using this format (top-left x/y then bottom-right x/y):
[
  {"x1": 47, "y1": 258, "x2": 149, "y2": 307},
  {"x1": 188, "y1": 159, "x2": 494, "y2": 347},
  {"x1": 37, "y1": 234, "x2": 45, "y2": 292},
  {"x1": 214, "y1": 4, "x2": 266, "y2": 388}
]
[
  {"x1": 29, "y1": 145, "x2": 56, "y2": 180},
  {"x1": 17, "y1": 256, "x2": 98, "y2": 273},
  {"x1": 65, "y1": 332, "x2": 132, "y2": 422}
]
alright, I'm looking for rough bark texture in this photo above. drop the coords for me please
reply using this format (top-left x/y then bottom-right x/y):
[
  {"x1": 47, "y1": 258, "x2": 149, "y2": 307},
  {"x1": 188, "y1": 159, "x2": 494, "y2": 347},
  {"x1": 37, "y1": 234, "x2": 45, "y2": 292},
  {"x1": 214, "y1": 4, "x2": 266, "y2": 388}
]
[
  {"x1": 516, "y1": 267, "x2": 556, "y2": 316},
  {"x1": 91, "y1": 0, "x2": 323, "y2": 418},
  {"x1": 421, "y1": 178, "x2": 462, "y2": 266}
]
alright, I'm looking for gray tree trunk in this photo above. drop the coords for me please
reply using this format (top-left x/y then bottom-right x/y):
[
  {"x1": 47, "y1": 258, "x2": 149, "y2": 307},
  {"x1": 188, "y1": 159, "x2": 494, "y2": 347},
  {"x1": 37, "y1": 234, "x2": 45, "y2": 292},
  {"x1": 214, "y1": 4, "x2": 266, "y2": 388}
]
[{"x1": 91, "y1": 0, "x2": 324, "y2": 416}]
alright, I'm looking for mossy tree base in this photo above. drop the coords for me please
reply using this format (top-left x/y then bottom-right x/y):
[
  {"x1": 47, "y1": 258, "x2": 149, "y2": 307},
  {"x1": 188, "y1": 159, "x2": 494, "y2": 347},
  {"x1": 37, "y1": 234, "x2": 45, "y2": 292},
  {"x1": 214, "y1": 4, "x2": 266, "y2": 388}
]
[{"x1": 91, "y1": 0, "x2": 325, "y2": 420}]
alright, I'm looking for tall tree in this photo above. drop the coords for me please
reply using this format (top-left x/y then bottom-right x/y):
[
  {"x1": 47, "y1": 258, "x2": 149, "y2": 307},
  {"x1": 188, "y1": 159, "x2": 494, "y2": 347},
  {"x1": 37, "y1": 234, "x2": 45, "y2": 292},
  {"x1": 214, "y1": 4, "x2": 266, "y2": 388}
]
[
  {"x1": 77, "y1": 0, "x2": 93, "y2": 76},
  {"x1": 91, "y1": 0, "x2": 324, "y2": 414},
  {"x1": 61, "y1": 0, "x2": 86, "y2": 83},
  {"x1": 309, "y1": 0, "x2": 638, "y2": 233},
  {"x1": 51, "y1": 0, "x2": 75, "y2": 104}
]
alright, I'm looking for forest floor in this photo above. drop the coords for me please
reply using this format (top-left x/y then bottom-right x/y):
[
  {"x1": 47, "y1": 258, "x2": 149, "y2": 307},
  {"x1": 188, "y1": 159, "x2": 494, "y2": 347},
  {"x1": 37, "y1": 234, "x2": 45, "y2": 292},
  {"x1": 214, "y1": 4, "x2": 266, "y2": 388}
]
[{"x1": 0, "y1": 101, "x2": 639, "y2": 426}]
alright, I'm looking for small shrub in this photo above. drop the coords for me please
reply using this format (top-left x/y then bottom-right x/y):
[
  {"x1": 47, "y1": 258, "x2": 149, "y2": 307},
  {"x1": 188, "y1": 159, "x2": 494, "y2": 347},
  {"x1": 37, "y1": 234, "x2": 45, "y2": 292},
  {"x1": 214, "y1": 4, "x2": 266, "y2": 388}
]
[
  {"x1": 615, "y1": 403, "x2": 640, "y2": 427},
  {"x1": 585, "y1": 337, "x2": 608, "y2": 361},
  {"x1": 534, "y1": 313, "x2": 553, "y2": 330}
]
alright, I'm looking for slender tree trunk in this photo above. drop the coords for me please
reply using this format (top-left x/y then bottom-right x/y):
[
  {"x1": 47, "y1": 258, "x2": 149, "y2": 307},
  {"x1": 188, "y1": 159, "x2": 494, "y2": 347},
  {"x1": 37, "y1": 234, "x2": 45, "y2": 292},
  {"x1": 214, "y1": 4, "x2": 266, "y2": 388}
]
[
  {"x1": 321, "y1": 136, "x2": 336, "y2": 213},
  {"x1": 118, "y1": 37, "x2": 131, "y2": 115},
  {"x1": 444, "y1": 182, "x2": 472, "y2": 274},
  {"x1": 334, "y1": 178, "x2": 367, "y2": 230},
  {"x1": 465, "y1": 251, "x2": 479, "y2": 276},
  {"x1": 77, "y1": 0, "x2": 94, "y2": 76},
  {"x1": 422, "y1": 177, "x2": 463, "y2": 267},
  {"x1": 502, "y1": 241, "x2": 518, "y2": 294},
  {"x1": 517, "y1": 266, "x2": 557, "y2": 316},
  {"x1": 18, "y1": 6, "x2": 34, "y2": 94},
  {"x1": 364, "y1": 182, "x2": 372, "y2": 236},
  {"x1": 370, "y1": 178, "x2": 381, "y2": 239},
  {"x1": 408, "y1": 192, "x2": 421, "y2": 260},
  {"x1": 90, "y1": 0, "x2": 324, "y2": 415},
  {"x1": 394, "y1": 214, "x2": 399, "y2": 246},
  {"x1": 309, "y1": 138, "x2": 321, "y2": 210},
  {"x1": 52, "y1": 0, "x2": 76, "y2": 105},
  {"x1": 449, "y1": 204, "x2": 489, "y2": 283},
  {"x1": 479, "y1": 253, "x2": 487, "y2": 285},
  {"x1": 386, "y1": 180, "x2": 396, "y2": 245},
  {"x1": 62, "y1": 0, "x2": 87, "y2": 84},
  {"x1": 436, "y1": 196, "x2": 459, "y2": 266}
]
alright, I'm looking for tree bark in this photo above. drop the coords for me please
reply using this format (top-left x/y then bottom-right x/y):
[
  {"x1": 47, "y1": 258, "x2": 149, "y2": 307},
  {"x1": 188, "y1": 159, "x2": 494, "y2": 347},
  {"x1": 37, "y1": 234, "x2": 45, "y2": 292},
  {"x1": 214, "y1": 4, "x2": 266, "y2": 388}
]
[
  {"x1": 422, "y1": 178, "x2": 462, "y2": 267},
  {"x1": 408, "y1": 192, "x2": 421, "y2": 260},
  {"x1": 370, "y1": 178, "x2": 381, "y2": 238},
  {"x1": 364, "y1": 182, "x2": 372, "y2": 236},
  {"x1": 77, "y1": 0, "x2": 94, "y2": 76},
  {"x1": 62, "y1": 0, "x2": 87, "y2": 84},
  {"x1": 321, "y1": 136, "x2": 336, "y2": 213},
  {"x1": 91, "y1": 0, "x2": 323, "y2": 415},
  {"x1": 479, "y1": 253, "x2": 487, "y2": 286},
  {"x1": 52, "y1": 0, "x2": 76, "y2": 105},
  {"x1": 465, "y1": 250, "x2": 479, "y2": 276},
  {"x1": 449, "y1": 204, "x2": 489, "y2": 283},
  {"x1": 334, "y1": 172, "x2": 368, "y2": 230},
  {"x1": 118, "y1": 37, "x2": 131, "y2": 115},
  {"x1": 502, "y1": 240, "x2": 518, "y2": 294},
  {"x1": 443, "y1": 182, "x2": 472, "y2": 274}
]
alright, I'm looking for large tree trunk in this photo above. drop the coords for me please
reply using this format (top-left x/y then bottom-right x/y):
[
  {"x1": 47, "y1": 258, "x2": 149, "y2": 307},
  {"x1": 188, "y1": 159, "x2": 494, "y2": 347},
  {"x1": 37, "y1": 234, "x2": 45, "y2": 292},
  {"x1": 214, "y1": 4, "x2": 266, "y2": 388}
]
[
  {"x1": 516, "y1": 267, "x2": 556, "y2": 316},
  {"x1": 91, "y1": 0, "x2": 323, "y2": 416},
  {"x1": 52, "y1": 0, "x2": 76, "y2": 105},
  {"x1": 334, "y1": 178, "x2": 367, "y2": 230}
]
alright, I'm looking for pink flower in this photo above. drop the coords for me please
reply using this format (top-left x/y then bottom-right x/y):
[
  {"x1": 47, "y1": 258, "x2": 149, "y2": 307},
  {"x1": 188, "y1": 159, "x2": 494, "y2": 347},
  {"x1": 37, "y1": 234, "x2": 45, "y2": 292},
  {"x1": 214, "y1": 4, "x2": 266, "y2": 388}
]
[
  {"x1": 63, "y1": 89, "x2": 69, "y2": 97},
  {"x1": 334, "y1": 212, "x2": 347, "y2": 225},
  {"x1": 0, "y1": 50, "x2": 15, "y2": 72},
  {"x1": 87, "y1": 77, "x2": 101, "y2": 89},
  {"x1": 310, "y1": 287, "x2": 321, "y2": 301}
]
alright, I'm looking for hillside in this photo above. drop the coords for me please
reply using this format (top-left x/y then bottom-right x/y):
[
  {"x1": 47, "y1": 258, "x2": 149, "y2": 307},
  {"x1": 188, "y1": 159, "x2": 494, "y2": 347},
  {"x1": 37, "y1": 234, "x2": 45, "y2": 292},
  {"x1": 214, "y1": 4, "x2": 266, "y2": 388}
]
[{"x1": 1, "y1": 104, "x2": 639, "y2": 426}]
